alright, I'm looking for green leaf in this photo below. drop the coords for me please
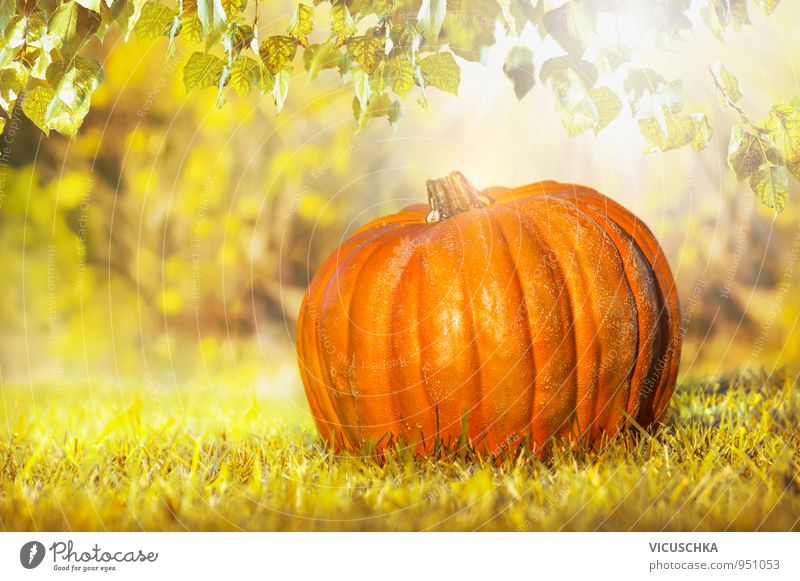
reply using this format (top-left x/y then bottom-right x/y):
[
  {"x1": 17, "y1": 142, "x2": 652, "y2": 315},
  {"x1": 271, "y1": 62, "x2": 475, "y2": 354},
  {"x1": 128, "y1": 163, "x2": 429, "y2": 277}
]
[
  {"x1": 439, "y1": 0, "x2": 499, "y2": 62},
  {"x1": 0, "y1": 62, "x2": 30, "y2": 114},
  {"x1": 167, "y1": 12, "x2": 182, "y2": 54},
  {"x1": 712, "y1": 61, "x2": 742, "y2": 104},
  {"x1": 353, "y1": 67, "x2": 371, "y2": 110},
  {"x1": 135, "y1": 1, "x2": 177, "y2": 42},
  {"x1": 5, "y1": 13, "x2": 47, "y2": 50},
  {"x1": 589, "y1": 86, "x2": 622, "y2": 133},
  {"x1": 221, "y1": 0, "x2": 247, "y2": 16},
  {"x1": 729, "y1": 0, "x2": 751, "y2": 30},
  {"x1": 197, "y1": 0, "x2": 227, "y2": 42},
  {"x1": 116, "y1": 0, "x2": 148, "y2": 40},
  {"x1": 288, "y1": 4, "x2": 313, "y2": 41},
  {"x1": 753, "y1": 0, "x2": 781, "y2": 15},
  {"x1": 496, "y1": 0, "x2": 530, "y2": 36},
  {"x1": 503, "y1": 46, "x2": 535, "y2": 100},
  {"x1": 222, "y1": 21, "x2": 254, "y2": 63},
  {"x1": 353, "y1": 92, "x2": 401, "y2": 129},
  {"x1": 749, "y1": 162, "x2": 788, "y2": 212},
  {"x1": 690, "y1": 113, "x2": 713, "y2": 151},
  {"x1": 383, "y1": 55, "x2": 415, "y2": 98},
  {"x1": 46, "y1": 93, "x2": 90, "y2": 136},
  {"x1": 639, "y1": 110, "x2": 709, "y2": 153},
  {"x1": 542, "y1": 1, "x2": 594, "y2": 56},
  {"x1": 215, "y1": 63, "x2": 231, "y2": 108},
  {"x1": 22, "y1": 85, "x2": 57, "y2": 135},
  {"x1": 417, "y1": 0, "x2": 447, "y2": 41},
  {"x1": 259, "y1": 36, "x2": 297, "y2": 75},
  {"x1": 183, "y1": 51, "x2": 226, "y2": 93},
  {"x1": 97, "y1": 2, "x2": 120, "y2": 36},
  {"x1": 48, "y1": 56, "x2": 104, "y2": 112},
  {"x1": 0, "y1": 2, "x2": 15, "y2": 32},
  {"x1": 303, "y1": 42, "x2": 339, "y2": 80},
  {"x1": 624, "y1": 68, "x2": 682, "y2": 118},
  {"x1": 348, "y1": 32, "x2": 384, "y2": 75},
  {"x1": 330, "y1": 4, "x2": 356, "y2": 40},
  {"x1": 228, "y1": 56, "x2": 261, "y2": 96},
  {"x1": 727, "y1": 126, "x2": 771, "y2": 181},
  {"x1": 49, "y1": 1, "x2": 102, "y2": 60},
  {"x1": 180, "y1": 0, "x2": 204, "y2": 44},
  {"x1": 272, "y1": 67, "x2": 290, "y2": 112},
  {"x1": 540, "y1": 56, "x2": 597, "y2": 110},
  {"x1": 765, "y1": 100, "x2": 800, "y2": 164},
  {"x1": 419, "y1": 51, "x2": 460, "y2": 95},
  {"x1": 557, "y1": 97, "x2": 598, "y2": 137},
  {"x1": 555, "y1": 86, "x2": 621, "y2": 137},
  {"x1": 699, "y1": 0, "x2": 730, "y2": 41},
  {"x1": 47, "y1": 90, "x2": 89, "y2": 137}
]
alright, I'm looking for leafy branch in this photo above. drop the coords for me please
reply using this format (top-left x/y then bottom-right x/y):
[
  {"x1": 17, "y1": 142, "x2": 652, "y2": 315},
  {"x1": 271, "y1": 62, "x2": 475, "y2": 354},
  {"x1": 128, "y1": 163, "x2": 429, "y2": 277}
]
[
  {"x1": 711, "y1": 61, "x2": 798, "y2": 212},
  {"x1": 0, "y1": 1, "x2": 797, "y2": 211}
]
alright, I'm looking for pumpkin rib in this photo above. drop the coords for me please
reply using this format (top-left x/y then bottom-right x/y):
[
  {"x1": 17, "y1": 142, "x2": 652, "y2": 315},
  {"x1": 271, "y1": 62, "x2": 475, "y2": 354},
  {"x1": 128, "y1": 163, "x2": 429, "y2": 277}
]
[
  {"x1": 577, "y1": 203, "x2": 632, "y2": 437},
  {"x1": 533, "y1": 194, "x2": 639, "y2": 438},
  {"x1": 389, "y1": 251, "x2": 431, "y2": 450},
  {"x1": 414, "y1": 252, "x2": 442, "y2": 449},
  {"x1": 509, "y1": 200, "x2": 571, "y2": 443},
  {"x1": 570, "y1": 197, "x2": 661, "y2": 423},
  {"x1": 384, "y1": 251, "x2": 410, "y2": 440},
  {"x1": 348, "y1": 239, "x2": 397, "y2": 437},
  {"x1": 494, "y1": 203, "x2": 585, "y2": 446},
  {"x1": 485, "y1": 210, "x2": 538, "y2": 448},
  {"x1": 454, "y1": 220, "x2": 490, "y2": 449},
  {"x1": 514, "y1": 198, "x2": 585, "y2": 442},
  {"x1": 415, "y1": 213, "x2": 530, "y2": 450},
  {"x1": 298, "y1": 297, "x2": 347, "y2": 445},
  {"x1": 461, "y1": 210, "x2": 541, "y2": 451},
  {"x1": 343, "y1": 222, "x2": 429, "y2": 440},
  {"x1": 583, "y1": 194, "x2": 679, "y2": 424},
  {"x1": 350, "y1": 223, "x2": 435, "y2": 438},
  {"x1": 316, "y1": 226, "x2": 401, "y2": 446},
  {"x1": 567, "y1": 198, "x2": 633, "y2": 438},
  {"x1": 537, "y1": 196, "x2": 602, "y2": 439},
  {"x1": 344, "y1": 242, "x2": 381, "y2": 443},
  {"x1": 299, "y1": 239, "x2": 369, "y2": 446},
  {"x1": 565, "y1": 199, "x2": 641, "y2": 433},
  {"x1": 408, "y1": 221, "x2": 484, "y2": 448},
  {"x1": 364, "y1": 222, "x2": 456, "y2": 446},
  {"x1": 567, "y1": 188, "x2": 680, "y2": 424}
]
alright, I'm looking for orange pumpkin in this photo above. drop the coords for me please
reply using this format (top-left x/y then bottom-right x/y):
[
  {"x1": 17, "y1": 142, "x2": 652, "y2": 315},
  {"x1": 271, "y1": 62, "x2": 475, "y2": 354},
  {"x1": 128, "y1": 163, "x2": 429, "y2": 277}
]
[{"x1": 297, "y1": 172, "x2": 680, "y2": 455}]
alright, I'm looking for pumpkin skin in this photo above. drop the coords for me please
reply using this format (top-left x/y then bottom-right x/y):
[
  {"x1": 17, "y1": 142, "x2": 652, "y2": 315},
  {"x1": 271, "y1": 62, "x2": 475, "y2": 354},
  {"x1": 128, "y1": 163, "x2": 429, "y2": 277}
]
[{"x1": 297, "y1": 173, "x2": 680, "y2": 455}]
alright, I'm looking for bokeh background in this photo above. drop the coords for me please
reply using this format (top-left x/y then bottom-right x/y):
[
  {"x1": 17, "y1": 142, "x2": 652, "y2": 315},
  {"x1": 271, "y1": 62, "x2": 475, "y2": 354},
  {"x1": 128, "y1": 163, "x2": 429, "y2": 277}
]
[{"x1": 2, "y1": 1, "x2": 799, "y2": 404}]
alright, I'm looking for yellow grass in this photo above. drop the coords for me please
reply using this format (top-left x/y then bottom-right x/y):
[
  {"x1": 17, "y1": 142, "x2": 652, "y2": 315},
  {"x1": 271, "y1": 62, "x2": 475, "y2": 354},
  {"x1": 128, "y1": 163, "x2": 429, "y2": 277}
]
[{"x1": 1, "y1": 370, "x2": 799, "y2": 531}]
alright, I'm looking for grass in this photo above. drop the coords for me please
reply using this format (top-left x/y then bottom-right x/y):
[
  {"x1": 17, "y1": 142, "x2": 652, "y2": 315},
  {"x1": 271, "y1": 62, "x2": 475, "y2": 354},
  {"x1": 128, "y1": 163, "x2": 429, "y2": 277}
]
[{"x1": 1, "y1": 370, "x2": 799, "y2": 531}]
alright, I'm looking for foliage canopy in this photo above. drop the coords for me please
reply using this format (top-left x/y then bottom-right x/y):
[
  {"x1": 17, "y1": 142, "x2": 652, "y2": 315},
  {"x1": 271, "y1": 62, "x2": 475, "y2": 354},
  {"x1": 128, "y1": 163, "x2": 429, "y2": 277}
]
[{"x1": 1, "y1": 0, "x2": 798, "y2": 210}]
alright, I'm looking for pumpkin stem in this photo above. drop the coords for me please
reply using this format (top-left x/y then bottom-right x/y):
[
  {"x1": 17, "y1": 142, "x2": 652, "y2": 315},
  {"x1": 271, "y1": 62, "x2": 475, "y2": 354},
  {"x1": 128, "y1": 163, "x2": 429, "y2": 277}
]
[{"x1": 426, "y1": 171, "x2": 493, "y2": 222}]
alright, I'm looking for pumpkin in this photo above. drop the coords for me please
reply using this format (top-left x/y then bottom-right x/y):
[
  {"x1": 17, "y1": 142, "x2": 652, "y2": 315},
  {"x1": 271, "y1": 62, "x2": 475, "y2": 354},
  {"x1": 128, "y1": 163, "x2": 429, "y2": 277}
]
[{"x1": 297, "y1": 172, "x2": 680, "y2": 455}]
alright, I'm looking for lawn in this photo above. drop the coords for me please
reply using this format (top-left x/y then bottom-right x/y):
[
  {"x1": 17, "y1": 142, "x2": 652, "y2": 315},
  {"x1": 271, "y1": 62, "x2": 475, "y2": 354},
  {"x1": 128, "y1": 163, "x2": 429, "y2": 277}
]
[{"x1": 1, "y1": 370, "x2": 798, "y2": 531}]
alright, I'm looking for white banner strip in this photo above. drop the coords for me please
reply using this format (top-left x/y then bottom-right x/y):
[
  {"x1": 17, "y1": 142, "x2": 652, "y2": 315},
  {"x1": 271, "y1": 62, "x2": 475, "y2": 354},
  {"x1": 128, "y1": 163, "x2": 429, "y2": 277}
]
[{"x1": 1, "y1": 533, "x2": 797, "y2": 580}]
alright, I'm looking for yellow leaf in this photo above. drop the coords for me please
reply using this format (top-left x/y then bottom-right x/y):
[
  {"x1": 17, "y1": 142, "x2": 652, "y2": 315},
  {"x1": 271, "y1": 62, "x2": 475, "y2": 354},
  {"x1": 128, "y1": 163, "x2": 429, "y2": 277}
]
[{"x1": 259, "y1": 36, "x2": 297, "y2": 75}]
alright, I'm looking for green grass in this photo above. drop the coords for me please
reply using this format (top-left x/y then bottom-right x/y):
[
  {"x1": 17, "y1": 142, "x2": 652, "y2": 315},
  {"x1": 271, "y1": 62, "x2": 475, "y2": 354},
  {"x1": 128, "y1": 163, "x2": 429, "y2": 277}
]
[{"x1": 1, "y1": 371, "x2": 799, "y2": 531}]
